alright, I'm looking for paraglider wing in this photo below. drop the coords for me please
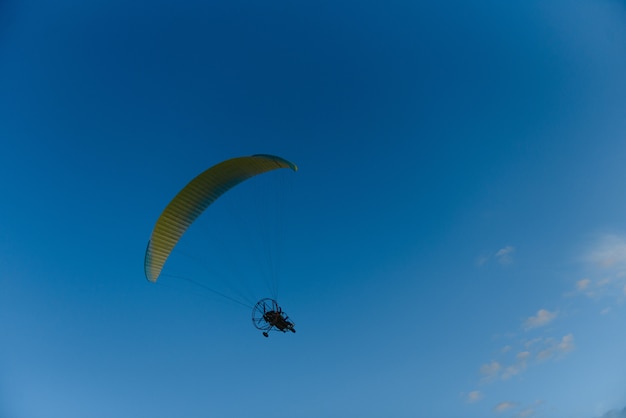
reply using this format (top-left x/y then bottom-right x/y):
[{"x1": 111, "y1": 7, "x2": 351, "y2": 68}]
[{"x1": 144, "y1": 154, "x2": 298, "y2": 282}]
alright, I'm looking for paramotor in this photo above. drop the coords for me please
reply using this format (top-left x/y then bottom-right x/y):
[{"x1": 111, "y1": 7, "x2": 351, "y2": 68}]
[{"x1": 144, "y1": 154, "x2": 298, "y2": 337}]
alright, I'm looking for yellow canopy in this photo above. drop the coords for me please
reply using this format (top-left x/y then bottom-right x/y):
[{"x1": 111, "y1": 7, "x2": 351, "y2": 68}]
[{"x1": 144, "y1": 154, "x2": 297, "y2": 282}]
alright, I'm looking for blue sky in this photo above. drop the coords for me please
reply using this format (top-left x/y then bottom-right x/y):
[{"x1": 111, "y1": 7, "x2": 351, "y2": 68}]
[{"x1": 1, "y1": 0, "x2": 626, "y2": 417}]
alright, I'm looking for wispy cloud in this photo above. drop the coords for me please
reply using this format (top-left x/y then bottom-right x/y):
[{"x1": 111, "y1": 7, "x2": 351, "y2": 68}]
[
  {"x1": 476, "y1": 334, "x2": 575, "y2": 386},
  {"x1": 569, "y1": 276, "x2": 625, "y2": 300},
  {"x1": 516, "y1": 407, "x2": 535, "y2": 417},
  {"x1": 496, "y1": 246, "x2": 515, "y2": 265},
  {"x1": 567, "y1": 234, "x2": 626, "y2": 302},
  {"x1": 480, "y1": 361, "x2": 502, "y2": 382},
  {"x1": 585, "y1": 234, "x2": 626, "y2": 269},
  {"x1": 465, "y1": 390, "x2": 483, "y2": 403},
  {"x1": 515, "y1": 400, "x2": 544, "y2": 417},
  {"x1": 573, "y1": 234, "x2": 626, "y2": 304},
  {"x1": 524, "y1": 337, "x2": 542, "y2": 349},
  {"x1": 466, "y1": 233, "x2": 625, "y2": 409},
  {"x1": 568, "y1": 234, "x2": 626, "y2": 304},
  {"x1": 536, "y1": 334, "x2": 574, "y2": 361},
  {"x1": 576, "y1": 278, "x2": 591, "y2": 290},
  {"x1": 492, "y1": 400, "x2": 543, "y2": 416},
  {"x1": 502, "y1": 351, "x2": 530, "y2": 380},
  {"x1": 523, "y1": 309, "x2": 558, "y2": 330},
  {"x1": 476, "y1": 245, "x2": 516, "y2": 266},
  {"x1": 476, "y1": 253, "x2": 491, "y2": 267},
  {"x1": 493, "y1": 401, "x2": 517, "y2": 413},
  {"x1": 500, "y1": 365, "x2": 522, "y2": 380},
  {"x1": 559, "y1": 334, "x2": 575, "y2": 351}
]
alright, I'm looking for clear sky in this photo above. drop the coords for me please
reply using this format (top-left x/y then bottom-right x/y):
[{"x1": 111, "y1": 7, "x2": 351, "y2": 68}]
[{"x1": 1, "y1": 0, "x2": 626, "y2": 417}]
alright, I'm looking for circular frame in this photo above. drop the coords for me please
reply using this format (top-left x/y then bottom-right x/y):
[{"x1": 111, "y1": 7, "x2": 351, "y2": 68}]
[{"x1": 252, "y1": 298, "x2": 280, "y2": 331}]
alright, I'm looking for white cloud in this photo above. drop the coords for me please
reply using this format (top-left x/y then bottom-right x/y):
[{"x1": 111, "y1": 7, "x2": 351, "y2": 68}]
[
  {"x1": 496, "y1": 246, "x2": 515, "y2": 265},
  {"x1": 480, "y1": 361, "x2": 501, "y2": 380},
  {"x1": 466, "y1": 390, "x2": 483, "y2": 403},
  {"x1": 476, "y1": 254, "x2": 490, "y2": 267},
  {"x1": 575, "y1": 235, "x2": 626, "y2": 303},
  {"x1": 516, "y1": 408, "x2": 535, "y2": 417},
  {"x1": 501, "y1": 351, "x2": 530, "y2": 380},
  {"x1": 536, "y1": 348, "x2": 553, "y2": 360},
  {"x1": 524, "y1": 337, "x2": 542, "y2": 349},
  {"x1": 523, "y1": 309, "x2": 558, "y2": 330},
  {"x1": 574, "y1": 247, "x2": 626, "y2": 303},
  {"x1": 501, "y1": 364, "x2": 524, "y2": 380},
  {"x1": 536, "y1": 334, "x2": 574, "y2": 360},
  {"x1": 514, "y1": 401, "x2": 544, "y2": 417},
  {"x1": 494, "y1": 401, "x2": 517, "y2": 413},
  {"x1": 476, "y1": 246, "x2": 515, "y2": 267},
  {"x1": 558, "y1": 334, "x2": 575, "y2": 353},
  {"x1": 585, "y1": 234, "x2": 626, "y2": 269},
  {"x1": 475, "y1": 332, "x2": 574, "y2": 387},
  {"x1": 577, "y1": 278, "x2": 591, "y2": 290},
  {"x1": 571, "y1": 272, "x2": 626, "y2": 303},
  {"x1": 601, "y1": 307, "x2": 611, "y2": 315}
]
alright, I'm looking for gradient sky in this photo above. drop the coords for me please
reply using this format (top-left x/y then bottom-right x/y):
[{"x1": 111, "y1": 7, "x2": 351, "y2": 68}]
[{"x1": 1, "y1": 1, "x2": 626, "y2": 417}]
